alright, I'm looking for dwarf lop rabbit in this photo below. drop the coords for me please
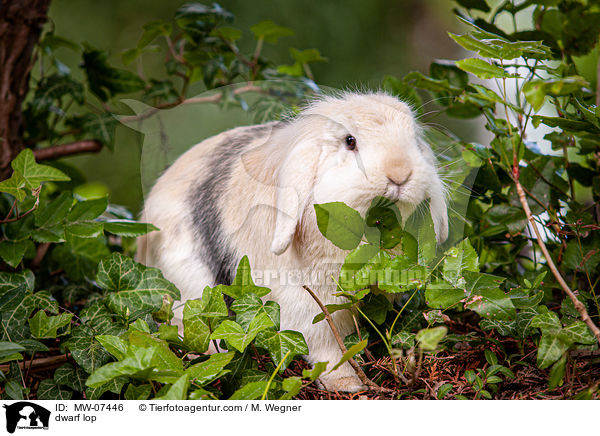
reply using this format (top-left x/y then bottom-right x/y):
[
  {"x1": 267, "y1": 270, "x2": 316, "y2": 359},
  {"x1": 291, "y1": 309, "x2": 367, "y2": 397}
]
[{"x1": 137, "y1": 91, "x2": 448, "y2": 392}]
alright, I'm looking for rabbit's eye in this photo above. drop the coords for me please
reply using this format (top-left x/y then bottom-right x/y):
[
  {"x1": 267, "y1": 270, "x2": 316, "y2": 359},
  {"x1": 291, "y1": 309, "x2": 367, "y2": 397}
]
[{"x1": 345, "y1": 135, "x2": 357, "y2": 150}]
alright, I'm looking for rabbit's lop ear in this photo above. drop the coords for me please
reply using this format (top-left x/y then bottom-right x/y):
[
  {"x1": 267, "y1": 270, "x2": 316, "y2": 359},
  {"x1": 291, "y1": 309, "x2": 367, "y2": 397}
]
[{"x1": 270, "y1": 120, "x2": 322, "y2": 255}]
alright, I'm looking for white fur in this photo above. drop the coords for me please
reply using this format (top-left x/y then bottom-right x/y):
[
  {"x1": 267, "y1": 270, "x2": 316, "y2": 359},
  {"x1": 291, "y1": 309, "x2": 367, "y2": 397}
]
[{"x1": 138, "y1": 92, "x2": 448, "y2": 392}]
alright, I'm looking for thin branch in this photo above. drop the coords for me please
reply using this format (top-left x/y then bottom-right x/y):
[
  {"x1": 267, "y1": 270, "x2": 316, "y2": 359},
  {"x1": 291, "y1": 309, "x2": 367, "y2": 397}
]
[
  {"x1": 514, "y1": 175, "x2": 600, "y2": 345},
  {"x1": 0, "y1": 354, "x2": 69, "y2": 373},
  {"x1": 302, "y1": 285, "x2": 378, "y2": 390},
  {"x1": 33, "y1": 139, "x2": 102, "y2": 161},
  {"x1": 119, "y1": 84, "x2": 263, "y2": 124}
]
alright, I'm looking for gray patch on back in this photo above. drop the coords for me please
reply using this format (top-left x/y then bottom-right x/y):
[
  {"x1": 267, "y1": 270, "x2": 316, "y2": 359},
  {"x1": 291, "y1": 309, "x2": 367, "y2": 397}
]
[{"x1": 188, "y1": 122, "x2": 281, "y2": 285}]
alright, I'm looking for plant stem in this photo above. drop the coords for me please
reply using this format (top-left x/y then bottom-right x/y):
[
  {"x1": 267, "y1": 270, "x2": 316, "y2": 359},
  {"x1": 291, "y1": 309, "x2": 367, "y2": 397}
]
[
  {"x1": 261, "y1": 350, "x2": 290, "y2": 400},
  {"x1": 515, "y1": 177, "x2": 600, "y2": 345},
  {"x1": 302, "y1": 285, "x2": 378, "y2": 389}
]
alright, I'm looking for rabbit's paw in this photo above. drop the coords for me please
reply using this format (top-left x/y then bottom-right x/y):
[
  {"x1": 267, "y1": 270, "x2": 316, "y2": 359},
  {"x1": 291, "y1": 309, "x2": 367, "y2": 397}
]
[{"x1": 320, "y1": 375, "x2": 366, "y2": 393}]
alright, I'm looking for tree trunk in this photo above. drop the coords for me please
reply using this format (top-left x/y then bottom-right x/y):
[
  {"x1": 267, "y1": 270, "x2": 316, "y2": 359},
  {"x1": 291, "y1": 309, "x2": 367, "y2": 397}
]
[{"x1": 0, "y1": 0, "x2": 50, "y2": 180}]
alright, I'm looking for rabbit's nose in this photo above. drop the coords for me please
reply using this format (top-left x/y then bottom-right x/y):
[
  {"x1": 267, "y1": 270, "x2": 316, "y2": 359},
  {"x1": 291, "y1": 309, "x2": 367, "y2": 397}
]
[
  {"x1": 384, "y1": 159, "x2": 412, "y2": 186},
  {"x1": 385, "y1": 164, "x2": 412, "y2": 186}
]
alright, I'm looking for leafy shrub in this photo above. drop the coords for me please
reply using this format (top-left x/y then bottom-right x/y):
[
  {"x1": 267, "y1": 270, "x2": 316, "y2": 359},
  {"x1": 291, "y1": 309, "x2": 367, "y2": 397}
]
[{"x1": 1, "y1": 0, "x2": 599, "y2": 400}]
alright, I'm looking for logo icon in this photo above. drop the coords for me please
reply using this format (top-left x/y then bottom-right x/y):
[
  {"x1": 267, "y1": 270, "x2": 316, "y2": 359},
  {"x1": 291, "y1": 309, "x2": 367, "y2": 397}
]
[{"x1": 3, "y1": 402, "x2": 50, "y2": 433}]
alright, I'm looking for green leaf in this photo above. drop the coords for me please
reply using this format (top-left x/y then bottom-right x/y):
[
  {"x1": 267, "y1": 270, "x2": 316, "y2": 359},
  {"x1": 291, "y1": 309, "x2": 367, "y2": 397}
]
[
  {"x1": 68, "y1": 197, "x2": 108, "y2": 221},
  {"x1": 37, "y1": 378, "x2": 73, "y2": 400},
  {"x1": 465, "y1": 288, "x2": 516, "y2": 321},
  {"x1": 215, "y1": 256, "x2": 270, "y2": 300},
  {"x1": 548, "y1": 354, "x2": 566, "y2": 390},
  {"x1": 210, "y1": 313, "x2": 274, "y2": 353},
  {"x1": 0, "y1": 171, "x2": 27, "y2": 201},
  {"x1": 339, "y1": 244, "x2": 385, "y2": 291},
  {"x1": 254, "y1": 329, "x2": 308, "y2": 370},
  {"x1": 250, "y1": 20, "x2": 294, "y2": 43},
  {"x1": 531, "y1": 311, "x2": 562, "y2": 334},
  {"x1": 456, "y1": 58, "x2": 511, "y2": 79},
  {"x1": 183, "y1": 286, "x2": 228, "y2": 353},
  {"x1": 10, "y1": 149, "x2": 70, "y2": 189},
  {"x1": 425, "y1": 282, "x2": 465, "y2": 309},
  {"x1": 28, "y1": 311, "x2": 72, "y2": 339},
  {"x1": 364, "y1": 197, "x2": 404, "y2": 249},
  {"x1": 155, "y1": 374, "x2": 189, "y2": 400},
  {"x1": 289, "y1": 48, "x2": 327, "y2": 64},
  {"x1": 231, "y1": 294, "x2": 280, "y2": 330},
  {"x1": 64, "y1": 325, "x2": 113, "y2": 373},
  {"x1": 280, "y1": 376, "x2": 303, "y2": 399},
  {"x1": 416, "y1": 326, "x2": 447, "y2": 351},
  {"x1": 186, "y1": 352, "x2": 235, "y2": 386},
  {"x1": 559, "y1": 321, "x2": 596, "y2": 345},
  {"x1": 86, "y1": 346, "x2": 156, "y2": 388},
  {"x1": 82, "y1": 47, "x2": 145, "y2": 101},
  {"x1": 437, "y1": 383, "x2": 453, "y2": 399},
  {"x1": 302, "y1": 361, "x2": 328, "y2": 381},
  {"x1": 330, "y1": 339, "x2": 367, "y2": 372},
  {"x1": 96, "y1": 334, "x2": 128, "y2": 360},
  {"x1": 103, "y1": 220, "x2": 158, "y2": 237},
  {"x1": 98, "y1": 253, "x2": 180, "y2": 321},
  {"x1": 229, "y1": 381, "x2": 269, "y2": 400},
  {"x1": 0, "y1": 342, "x2": 25, "y2": 361},
  {"x1": 124, "y1": 383, "x2": 152, "y2": 400},
  {"x1": 442, "y1": 239, "x2": 479, "y2": 286},
  {"x1": 536, "y1": 333, "x2": 569, "y2": 369},
  {"x1": 0, "y1": 240, "x2": 28, "y2": 268},
  {"x1": 314, "y1": 202, "x2": 364, "y2": 250},
  {"x1": 449, "y1": 33, "x2": 500, "y2": 58},
  {"x1": 54, "y1": 363, "x2": 88, "y2": 392}
]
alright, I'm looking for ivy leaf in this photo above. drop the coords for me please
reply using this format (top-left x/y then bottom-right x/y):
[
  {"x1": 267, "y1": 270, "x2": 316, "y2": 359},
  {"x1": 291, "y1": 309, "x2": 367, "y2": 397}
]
[
  {"x1": 0, "y1": 240, "x2": 29, "y2": 268},
  {"x1": 32, "y1": 191, "x2": 72, "y2": 242},
  {"x1": 183, "y1": 286, "x2": 228, "y2": 353},
  {"x1": 54, "y1": 363, "x2": 88, "y2": 392},
  {"x1": 215, "y1": 256, "x2": 270, "y2": 300},
  {"x1": 210, "y1": 313, "x2": 274, "y2": 353},
  {"x1": 82, "y1": 47, "x2": 145, "y2": 101},
  {"x1": 559, "y1": 321, "x2": 596, "y2": 345},
  {"x1": 124, "y1": 383, "x2": 152, "y2": 400},
  {"x1": 250, "y1": 20, "x2": 294, "y2": 43},
  {"x1": 416, "y1": 326, "x2": 448, "y2": 351},
  {"x1": 531, "y1": 311, "x2": 562, "y2": 334},
  {"x1": 425, "y1": 282, "x2": 465, "y2": 309},
  {"x1": 254, "y1": 330, "x2": 308, "y2": 370},
  {"x1": 0, "y1": 342, "x2": 25, "y2": 361},
  {"x1": 229, "y1": 381, "x2": 268, "y2": 400},
  {"x1": 98, "y1": 253, "x2": 180, "y2": 321},
  {"x1": 0, "y1": 171, "x2": 27, "y2": 201},
  {"x1": 442, "y1": 239, "x2": 479, "y2": 286},
  {"x1": 185, "y1": 351, "x2": 235, "y2": 386},
  {"x1": 10, "y1": 149, "x2": 70, "y2": 190},
  {"x1": 64, "y1": 325, "x2": 112, "y2": 373},
  {"x1": 465, "y1": 288, "x2": 516, "y2": 321},
  {"x1": 536, "y1": 333, "x2": 570, "y2": 369},
  {"x1": 155, "y1": 374, "x2": 189, "y2": 399},
  {"x1": 86, "y1": 346, "x2": 156, "y2": 388},
  {"x1": 0, "y1": 272, "x2": 32, "y2": 312},
  {"x1": 231, "y1": 294, "x2": 280, "y2": 330},
  {"x1": 314, "y1": 202, "x2": 364, "y2": 250},
  {"x1": 28, "y1": 311, "x2": 72, "y2": 339},
  {"x1": 37, "y1": 378, "x2": 73, "y2": 400},
  {"x1": 96, "y1": 334, "x2": 128, "y2": 360}
]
